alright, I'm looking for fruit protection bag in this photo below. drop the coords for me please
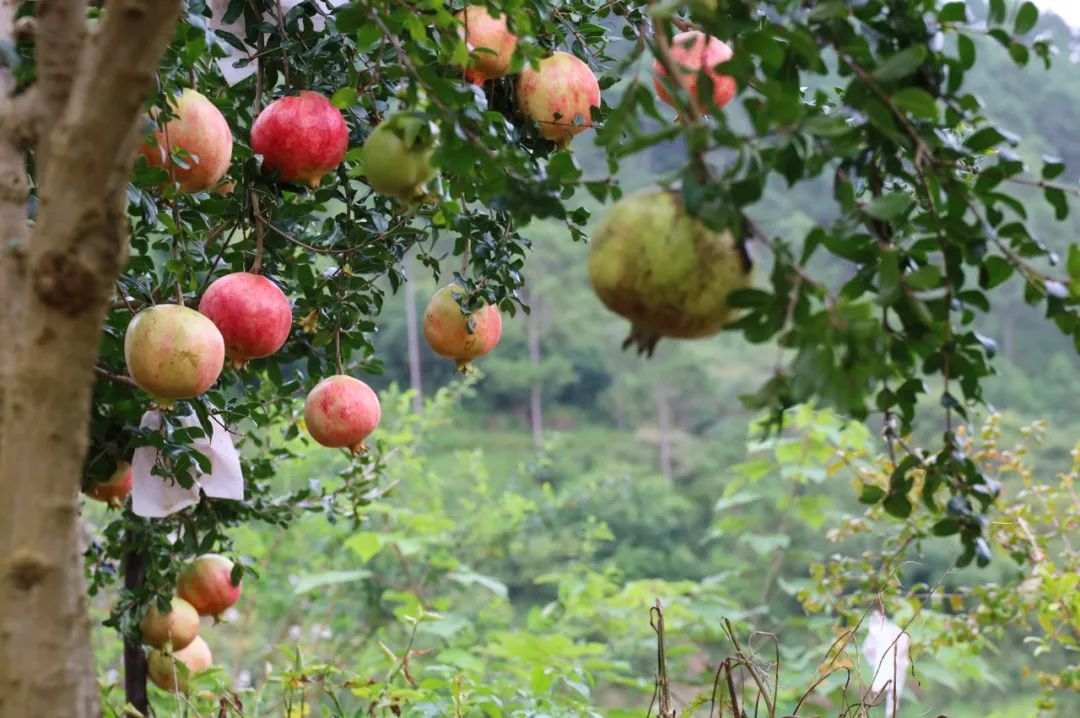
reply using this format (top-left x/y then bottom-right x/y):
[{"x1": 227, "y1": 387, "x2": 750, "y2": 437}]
[{"x1": 131, "y1": 409, "x2": 244, "y2": 517}]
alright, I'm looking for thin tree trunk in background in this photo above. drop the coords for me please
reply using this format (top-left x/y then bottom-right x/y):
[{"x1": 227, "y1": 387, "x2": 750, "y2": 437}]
[
  {"x1": 123, "y1": 541, "x2": 149, "y2": 715},
  {"x1": 527, "y1": 287, "x2": 543, "y2": 449},
  {"x1": 404, "y1": 251, "x2": 423, "y2": 414},
  {"x1": 657, "y1": 383, "x2": 673, "y2": 481}
]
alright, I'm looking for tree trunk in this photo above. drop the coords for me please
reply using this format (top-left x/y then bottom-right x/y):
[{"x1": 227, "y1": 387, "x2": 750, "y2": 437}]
[
  {"x1": 0, "y1": 2, "x2": 182, "y2": 715},
  {"x1": 656, "y1": 383, "x2": 673, "y2": 482},
  {"x1": 526, "y1": 287, "x2": 543, "y2": 449},
  {"x1": 404, "y1": 251, "x2": 423, "y2": 414},
  {"x1": 123, "y1": 543, "x2": 149, "y2": 715}
]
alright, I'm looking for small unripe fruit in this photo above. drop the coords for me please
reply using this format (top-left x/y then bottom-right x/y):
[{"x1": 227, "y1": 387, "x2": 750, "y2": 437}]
[
  {"x1": 361, "y1": 114, "x2": 438, "y2": 201},
  {"x1": 148, "y1": 636, "x2": 212, "y2": 693},
  {"x1": 177, "y1": 554, "x2": 242, "y2": 617},
  {"x1": 456, "y1": 6, "x2": 518, "y2": 84},
  {"x1": 138, "y1": 89, "x2": 233, "y2": 194},
  {"x1": 140, "y1": 597, "x2": 200, "y2": 650},
  {"x1": 124, "y1": 304, "x2": 225, "y2": 407},
  {"x1": 198, "y1": 272, "x2": 293, "y2": 369},
  {"x1": 251, "y1": 91, "x2": 349, "y2": 188},
  {"x1": 85, "y1": 460, "x2": 133, "y2": 507},
  {"x1": 423, "y1": 284, "x2": 502, "y2": 373},
  {"x1": 588, "y1": 189, "x2": 751, "y2": 355},
  {"x1": 304, "y1": 376, "x2": 381, "y2": 454},
  {"x1": 515, "y1": 52, "x2": 601, "y2": 144},
  {"x1": 653, "y1": 31, "x2": 736, "y2": 114}
]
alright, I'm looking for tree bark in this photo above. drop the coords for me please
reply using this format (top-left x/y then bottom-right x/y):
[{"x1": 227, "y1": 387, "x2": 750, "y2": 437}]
[
  {"x1": 404, "y1": 251, "x2": 423, "y2": 414},
  {"x1": 526, "y1": 287, "x2": 543, "y2": 449},
  {"x1": 656, "y1": 383, "x2": 673, "y2": 482},
  {"x1": 0, "y1": 1, "x2": 182, "y2": 715}
]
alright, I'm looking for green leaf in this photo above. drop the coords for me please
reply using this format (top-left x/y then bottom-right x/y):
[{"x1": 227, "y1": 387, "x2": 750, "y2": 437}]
[
  {"x1": 330, "y1": 87, "x2": 358, "y2": 109},
  {"x1": 932, "y1": 518, "x2": 961, "y2": 536},
  {"x1": 866, "y1": 191, "x2": 914, "y2": 220},
  {"x1": 1042, "y1": 156, "x2": 1066, "y2": 180},
  {"x1": 859, "y1": 485, "x2": 886, "y2": 504},
  {"x1": 294, "y1": 570, "x2": 372, "y2": 595},
  {"x1": 957, "y1": 34, "x2": 976, "y2": 70},
  {"x1": 1067, "y1": 245, "x2": 1080, "y2": 282},
  {"x1": 979, "y1": 255, "x2": 1014, "y2": 289},
  {"x1": 966, "y1": 127, "x2": 1007, "y2": 152},
  {"x1": 344, "y1": 532, "x2": 383, "y2": 562},
  {"x1": 874, "y1": 45, "x2": 927, "y2": 82},
  {"x1": 906, "y1": 264, "x2": 942, "y2": 290},
  {"x1": 883, "y1": 493, "x2": 913, "y2": 518},
  {"x1": 938, "y1": 2, "x2": 968, "y2": 22},
  {"x1": 1045, "y1": 186, "x2": 1069, "y2": 220},
  {"x1": 891, "y1": 87, "x2": 938, "y2": 120},
  {"x1": 1015, "y1": 2, "x2": 1039, "y2": 34}
]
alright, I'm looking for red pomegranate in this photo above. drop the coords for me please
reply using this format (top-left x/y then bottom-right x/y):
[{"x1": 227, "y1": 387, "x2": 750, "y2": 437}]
[
  {"x1": 251, "y1": 91, "x2": 349, "y2": 188},
  {"x1": 423, "y1": 284, "x2": 502, "y2": 373},
  {"x1": 140, "y1": 597, "x2": 200, "y2": 650},
  {"x1": 148, "y1": 635, "x2": 212, "y2": 693},
  {"x1": 177, "y1": 554, "x2": 242, "y2": 617},
  {"x1": 304, "y1": 375, "x2": 381, "y2": 454},
  {"x1": 124, "y1": 304, "x2": 225, "y2": 407},
  {"x1": 457, "y1": 6, "x2": 518, "y2": 84},
  {"x1": 198, "y1": 272, "x2": 292, "y2": 369},
  {"x1": 515, "y1": 52, "x2": 600, "y2": 144},
  {"x1": 653, "y1": 31, "x2": 736, "y2": 114},
  {"x1": 85, "y1": 460, "x2": 133, "y2": 507},
  {"x1": 138, "y1": 88, "x2": 233, "y2": 194}
]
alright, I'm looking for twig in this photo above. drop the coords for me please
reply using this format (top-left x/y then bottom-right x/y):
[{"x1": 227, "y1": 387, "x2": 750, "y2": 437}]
[
  {"x1": 275, "y1": 0, "x2": 291, "y2": 90},
  {"x1": 94, "y1": 366, "x2": 140, "y2": 389},
  {"x1": 649, "y1": 600, "x2": 675, "y2": 718}
]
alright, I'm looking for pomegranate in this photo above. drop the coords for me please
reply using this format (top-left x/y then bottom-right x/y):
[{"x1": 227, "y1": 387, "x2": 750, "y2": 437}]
[
  {"x1": 304, "y1": 375, "x2": 381, "y2": 454},
  {"x1": 85, "y1": 460, "x2": 133, "y2": 507},
  {"x1": 124, "y1": 304, "x2": 225, "y2": 407},
  {"x1": 138, "y1": 89, "x2": 233, "y2": 194},
  {"x1": 457, "y1": 6, "x2": 518, "y2": 84},
  {"x1": 198, "y1": 272, "x2": 292, "y2": 369},
  {"x1": 251, "y1": 91, "x2": 349, "y2": 188},
  {"x1": 515, "y1": 52, "x2": 600, "y2": 144},
  {"x1": 140, "y1": 596, "x2": 200, "y2": 650},
  {"x1": 361, "y1": 113, "x2": 437, "y2": 201},
  {"x1": 148, "y1": 635, "x2": 212, "y2": 693},
  {"x1": 177, "y1": 554, "x2": 242, "y2": 617},
  {"x1": 588, "y1": 189, "x2": 751, "y2": 355},
  {"x1": 653, "y1": 31, "x2": 736, "y2": 114},
  {"x1": 422, "y1": 284, "x2": 502, "y2": 373}
]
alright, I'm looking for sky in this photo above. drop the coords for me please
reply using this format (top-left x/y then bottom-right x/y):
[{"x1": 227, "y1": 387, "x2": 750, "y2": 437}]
[{"x1": 1036, "y1": 0, "x2": 1080, "y2": 27}]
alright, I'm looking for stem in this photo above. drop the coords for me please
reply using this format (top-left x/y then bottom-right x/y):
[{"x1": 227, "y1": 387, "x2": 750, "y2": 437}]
[
  {"x1": 122, "y1": 538, "x2": 148, "y2": 715},
  {"x1": 94, "y1": 365, "x2": 140, "y2": 389},
  {"x1": 275, "y1": 0, "x2": 291, "y2": 90},
  {"x1": 249, "y1": 190, "x2": 264, "y2": 274}
]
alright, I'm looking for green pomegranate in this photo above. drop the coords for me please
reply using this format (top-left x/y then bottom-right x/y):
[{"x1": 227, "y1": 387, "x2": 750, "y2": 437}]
[
  {"x1": 361, "y1": 113, "x2": 438, "y2": 201},
  {"x1": 588, "y1": 189, "x2": 751, "y2": 355}
]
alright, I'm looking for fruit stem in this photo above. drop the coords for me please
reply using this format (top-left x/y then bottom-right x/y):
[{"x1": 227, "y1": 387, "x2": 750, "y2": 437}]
[
  {"x1": 349, "y1": 441, "x2": 369, "y2": 456},
  {"x1": 454, "y1": 360, "x2": 474, "y2": 374}
]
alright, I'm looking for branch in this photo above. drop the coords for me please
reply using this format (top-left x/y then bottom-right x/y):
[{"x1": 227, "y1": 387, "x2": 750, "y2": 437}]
[
  {"x1": 94, "y1": 365, "x2": 140, "y2": 389},
  {"x1": 35, "y1": 0, "x2": 86, "y2": 139}
]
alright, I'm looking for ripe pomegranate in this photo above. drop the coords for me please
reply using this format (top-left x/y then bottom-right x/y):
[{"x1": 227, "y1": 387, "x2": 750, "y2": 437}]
[
  {"x1": 198, "y1": 272, "x2": 292, "y2": 369},
  {"x1": 361, "y1": 113, "x2": 438, "y2": 201},
  {"x1": 588, "y1": 190, "x2": 751, "y2": 355},
  {"x1": 85, "y1": 460, "x2": 133, "y2": 507},
  {"x1": 457, "y1": 6, "x2": 518, "y2": 84},
  {"x1": 515, "y1": 52, "x2": 600, "y2": 144},
  {"x1": 177, "y1": 554, "x2": 242, "y2": 617},
  {"x1": 653, "y1": 31, "x2": 736, "y2": 114},
  {"x1": 138, "y1": 89, "x2": 233, "y2": 194},
  {"x1": 148, "y1": 635, "x2": 212, "y2": 693},
  {"x1": 140, "y1": 597, "x2": 200, "y2": 650},
  {"x1": 304, "y1": 375, "x2": 381, "y2": 454},
  {"x1": 251, "y1": 91, "x2": 349, "y2": 188},
  {"x1": 422, "y1": 284, "x2": 502, "y2": 373},
  {"x1": 124, "y1": 304, "x2": 225, "y2": 407}
]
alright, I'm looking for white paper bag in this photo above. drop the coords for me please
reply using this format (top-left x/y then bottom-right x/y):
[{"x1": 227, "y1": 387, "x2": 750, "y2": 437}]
[{"x1": 131, "y1": 410, "x2": 244, "y2": 518}]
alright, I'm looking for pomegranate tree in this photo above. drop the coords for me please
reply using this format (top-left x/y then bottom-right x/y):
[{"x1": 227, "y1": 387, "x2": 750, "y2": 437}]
[
  {"x1": 515, "y1": 52, "x2": 600, "y2": 144},
  {"x1": 423, "y1": 284, "x2": 502, "y2": 373},
  {"x1": 588, "y1": 189, "x2": 751, "y2": 355},
  {"x1": 251, "y1": 91, "x2": 349, "y2": 188},
  {"x1": 84, "y1": 460, "x2": 133, "y2": 507},
  {"x1": 147, "y1": 636, "x2": 212, "y2": 693},
  {"x1": 177, "y1": 554, "x2": 242, "y2": 617},
  {"x1": 198, "y1": 272, "x2": 293, "y2": 369},
  {"x1": 653, "y1": 31, "x2": 736, "y2": 114},
  {"x1": 457, "y1": 5, "x2": 518, "y2": 84},
  {"x1": 124, "y1": 304, "x2": 225, "y2": 406},
  {"x1": 138, "y1": 88, "x2": 233, "y2": 194},
  {"x1": 304, "y1": 375, "x2": 382, "y2": 454},
  {"x1": 361, "y1": 113, "x2": 438, "y2": 201},
  {"x1": 139, "y1": 597, "x2": 200, "y2": 650}
]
